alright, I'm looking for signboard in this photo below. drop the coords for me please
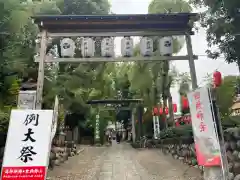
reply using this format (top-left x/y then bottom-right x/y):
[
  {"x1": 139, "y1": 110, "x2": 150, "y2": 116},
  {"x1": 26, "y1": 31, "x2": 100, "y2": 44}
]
[
  {"x1": 51, "y1": 96, "x2": 59, "y2": 141},
  {"x1": 17, "y1": 91, "x2": 37, "y2": 110},
  {"x1": 95, "y1": 114, "x2": 100, "y2": 141},
  {"x1": 175, "y1": 114, "x2": 191, "y2": 126},
  {"x1": 187, "y1": 87, "x2": 221, "y2": 166},
  {"x1": 153, "y1": 116, "x2": 160, "y2": 139},
  {"x1": 1, "y1": 110, "x2": 54, "y2": 180}
]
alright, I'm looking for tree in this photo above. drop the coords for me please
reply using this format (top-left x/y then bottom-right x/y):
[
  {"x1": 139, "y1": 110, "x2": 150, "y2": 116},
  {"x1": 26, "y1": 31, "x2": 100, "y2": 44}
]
[
  {"x1": 177, "y1": 72, "x2": 191, "y2": 115},
  {"x1": 42, "y1": 0, "x2": 112, "y2": 115},
  {"x1": 0, "y1": 0, "x2": 113, "y2": 133},
  {"x1": 191, "y1": 0, "x2": 240, "y2": 73},
  {"x1": 148, "y1": 0, "x2": 192, "y2": 127},
  {"x1": 57, "y1": 0, "x2": 110, "y2": 15},
  {"x1": 216, "y1": 76, "x2": 237, "y2": 118},
  {"x1": 124, "y1": 0, "x2": 193, "y2": 130},
  {"x1": 0, "y1": 0, "x2": 62, "y2": 131}
]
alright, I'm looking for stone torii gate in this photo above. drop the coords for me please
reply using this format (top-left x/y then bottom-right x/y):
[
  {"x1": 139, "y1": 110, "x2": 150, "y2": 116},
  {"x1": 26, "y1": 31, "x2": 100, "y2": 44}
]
[
  {"x1": 31, "y1": 13, "x2": 225, "y2": 180},
  {"x1": 86, "y1": 98, "x2": 144, "y2": 144},
  {"x1": 32, "y1": 13, "x2": 199, "y2": 109}
]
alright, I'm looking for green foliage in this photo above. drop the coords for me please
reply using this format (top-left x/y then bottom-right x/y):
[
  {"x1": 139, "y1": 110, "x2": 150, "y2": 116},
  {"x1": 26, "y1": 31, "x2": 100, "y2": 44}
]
[
  {"x1": 221, "y1": 116, "x2": 240, "y2": 129},
  {"x1": 148, "y1": 0, "x2": 192, "y2": 54},
  {"x1": 177, "y1": 72, "x2": 191, "y2": 114},
  {"x1": 60, "y1": 0, "x2": 110, "y2": 15},
  {"x1": 0, "y1": 110, "x2": 10, "y2": 133},
  {"x1": 191, "y1": 0, "x2": 240, "y2": 70},
  {"x1": 0, "y1": 0, "x2": 113, "y2": 132},
  {"x1": 160, "y1": 124, "x2": 193, "y2": 139},
  {"x1": 149, "y1": 0, "x2": 192, "y2": 13},
  {"x1": 216, "y1": 76, "x2": 237, "y2": 117}
]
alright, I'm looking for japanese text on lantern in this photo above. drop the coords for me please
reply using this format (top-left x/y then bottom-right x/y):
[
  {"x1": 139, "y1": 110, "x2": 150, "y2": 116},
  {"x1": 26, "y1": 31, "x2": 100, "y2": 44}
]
[
  {"x1": 194, "y1": 92, "x2": 207, "y2": 132},
  {"x1": 19, "y1": 114, "x2": 39, "y2": 163}
]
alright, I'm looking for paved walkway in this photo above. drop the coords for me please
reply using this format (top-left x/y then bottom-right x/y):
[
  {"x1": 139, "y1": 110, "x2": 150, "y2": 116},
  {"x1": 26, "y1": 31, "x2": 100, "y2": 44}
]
[{"x1": 48, "y1": 142, "x2": 202, "y2": 180}]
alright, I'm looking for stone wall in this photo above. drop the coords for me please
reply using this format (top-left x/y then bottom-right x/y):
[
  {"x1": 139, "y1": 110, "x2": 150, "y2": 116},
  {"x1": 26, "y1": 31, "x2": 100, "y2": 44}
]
[
  {"x1": 158, "y1": 127, "x2": 240, "y2": 180},
  {"x1": 48, "y1": 134, "x2": 79, "y2": 170}
]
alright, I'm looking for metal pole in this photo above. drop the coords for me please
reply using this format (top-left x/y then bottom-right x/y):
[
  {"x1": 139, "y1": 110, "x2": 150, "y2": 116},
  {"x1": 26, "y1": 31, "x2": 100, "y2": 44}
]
[
  {"x1": 186, "y1": 34, "x2": 223, "y2": 179},
  {"x1": 36, "y1": 30, "x2": 47, "y2": 109},
  {"x1": 209, "y1": 88, "x2": 228, "y2": 179},
  {"x1": 203, "y1": 167, "x2": 223, "y2": 180},
  {"x1": 185, "y1": 34, "x2": 198, "y2": 89}
]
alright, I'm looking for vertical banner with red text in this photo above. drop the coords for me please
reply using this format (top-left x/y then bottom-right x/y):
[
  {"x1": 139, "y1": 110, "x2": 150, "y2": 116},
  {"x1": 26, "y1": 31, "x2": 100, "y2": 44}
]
[
  {"x1": 1, "y1": 110, "x2": 54, "y2": 180},
  {"x1": 187, "y1": 87, "x2": 221, "y2": 166},
  {"x1": 153, "y1": 116, "x2": 160, "y2": 139}
]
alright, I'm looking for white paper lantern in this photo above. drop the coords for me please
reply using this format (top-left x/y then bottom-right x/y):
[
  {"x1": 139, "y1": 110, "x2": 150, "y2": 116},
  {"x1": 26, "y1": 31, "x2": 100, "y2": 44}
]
[
  {"x1": 140, "y1": 37, "x2": 153, "y2": 56},
  {"x1": 81, "y1": 37, "x2": 95, "y2": 57},
  {"x1": 159, "y1": 36, "x2": 173, "y2": 56},
  {"x1": 121, "y1": 37, "x2": 134, "y2": 57},
  {"x1": 101, "y1": 37, "x2": 114, "y2": 57},
  {"x1": 60, "y1": 38, "x2": 76, "y2": 57}
]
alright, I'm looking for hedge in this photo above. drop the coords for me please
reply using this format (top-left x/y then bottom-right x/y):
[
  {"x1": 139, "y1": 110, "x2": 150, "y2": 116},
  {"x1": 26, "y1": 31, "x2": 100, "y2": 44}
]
[{"x1": 159, "y1": 116, "x2": 240, "y2": 144}]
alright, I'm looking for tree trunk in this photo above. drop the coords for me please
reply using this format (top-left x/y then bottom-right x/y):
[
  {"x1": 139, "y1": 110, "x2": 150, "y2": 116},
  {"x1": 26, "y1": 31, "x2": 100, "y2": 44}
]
[
  {"x1": 237, "y1": 60, "x2": 240, "y2": 75},
  {"x1": 161, "y1": 61, "x2": 169, "y2": 129},
  {"x1": 162, "y1": 98, "x2": 168, "y2": 129},
  {"x1": 168, "y1": 93, "x2": 174, "y2": 126}
]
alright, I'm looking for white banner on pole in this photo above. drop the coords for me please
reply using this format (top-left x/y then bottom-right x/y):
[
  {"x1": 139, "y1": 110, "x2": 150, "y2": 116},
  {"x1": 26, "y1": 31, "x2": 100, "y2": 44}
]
[
  {"x1": 1, "y1": 110, "x2": 53, "y2": 180},
  {"x1": 187, "y1": 87, "x2": 222, "y2": 167},
  {"x1": 95, "y1": 114, "x2": 100, "y2": 140},
  {"x1": 153, "y1": 116, "x2": 160, "y2": 139},
  {"x1": 51, "y1": 96, "x2": 59, "y2": 141}
]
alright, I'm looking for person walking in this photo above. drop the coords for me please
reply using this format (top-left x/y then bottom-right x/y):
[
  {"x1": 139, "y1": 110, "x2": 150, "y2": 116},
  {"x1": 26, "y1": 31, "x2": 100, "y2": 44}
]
[
  {"x1": 116, "y1": 131, "x2": 121, "y2": 144},
  {"x1": 108, "y1": 130, "x2": 112, "y2": 145}
]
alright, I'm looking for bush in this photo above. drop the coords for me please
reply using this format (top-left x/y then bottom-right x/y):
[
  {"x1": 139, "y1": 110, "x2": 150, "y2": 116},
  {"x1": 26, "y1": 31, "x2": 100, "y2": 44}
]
[
  {"x1": 0, "y1": 110, "x2": 9, "y2": 133},
  {"x1": 160, "y1": 124, "x2": 193, "y2": 139},
  {"x1": 131, "y1": 142, "x2": 141, "y2": 148},
  {"x1": 159, "y1": 116, "x2": 240, "y2": 145},
  {"x1": 221, "y1": 116, "x2": 240, "y2": 129}
]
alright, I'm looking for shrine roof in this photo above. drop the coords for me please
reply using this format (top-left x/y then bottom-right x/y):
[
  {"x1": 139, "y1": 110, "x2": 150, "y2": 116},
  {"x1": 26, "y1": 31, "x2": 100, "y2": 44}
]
[{"x1": 32, "y1": 13, "x2": 198, "y2": 34}]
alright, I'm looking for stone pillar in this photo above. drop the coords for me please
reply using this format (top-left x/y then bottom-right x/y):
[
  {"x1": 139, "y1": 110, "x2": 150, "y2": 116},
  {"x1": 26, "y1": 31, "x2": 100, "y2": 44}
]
[
  {"x1": 66, "y1": 128, "x2": 73, "y2": 142},
  {"x1": 73, "y1": 126, "x2": 79, "y2": 144},
  {"x1": 95, "y1": 114, "x2": 100, "y2": 145}
]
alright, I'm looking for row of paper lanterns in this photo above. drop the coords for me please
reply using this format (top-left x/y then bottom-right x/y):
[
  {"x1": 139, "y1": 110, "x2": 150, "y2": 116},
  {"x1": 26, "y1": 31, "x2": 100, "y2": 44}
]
[
  {"x1": 175, "y1": 115, "x2": 191, "y2": 126},
  {"x1": 60, "y1": 36, "x2": 173, "y2": 58},
  {"x1": 152, "y1": 104, "x2": 177, "y2": 116},
  {"x1": 152, "y1": 97, "x2": 191, "y2": 116},
  {"x1": 150, "y1": 71, "x2": 222, "y2": 116}
]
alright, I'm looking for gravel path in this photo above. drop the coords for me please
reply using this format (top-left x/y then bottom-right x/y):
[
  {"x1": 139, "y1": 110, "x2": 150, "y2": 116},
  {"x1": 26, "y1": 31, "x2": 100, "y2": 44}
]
[
  {"x1": 135, "y1": 147, "x2": 202, "y2": 180},
  {"x1": 47, "y1": 145, "x2": 107, "y2": 180},
  {"x1": 47, "y1": 142, "x2": 202, "y2": 180}
]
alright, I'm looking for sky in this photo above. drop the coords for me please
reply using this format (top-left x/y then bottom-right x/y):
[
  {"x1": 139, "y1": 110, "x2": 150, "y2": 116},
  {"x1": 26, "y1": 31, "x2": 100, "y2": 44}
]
[{"x1": 110, "y1": 0, "x2": 239, "y2": 109}]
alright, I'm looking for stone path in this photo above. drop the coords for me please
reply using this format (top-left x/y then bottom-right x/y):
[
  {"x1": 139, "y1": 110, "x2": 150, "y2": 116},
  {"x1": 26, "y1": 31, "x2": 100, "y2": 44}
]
[
  {"x1": 47, "y1": 142, "x2": 202, "y2": 180},
  {"x1": 47, "y1": 145, "x2": 107, "y2": 180}
]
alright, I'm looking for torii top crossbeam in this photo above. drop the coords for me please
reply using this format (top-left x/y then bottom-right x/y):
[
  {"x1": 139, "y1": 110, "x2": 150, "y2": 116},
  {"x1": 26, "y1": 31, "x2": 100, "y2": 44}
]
[
  {"x1": 86, "y1": 99, "x2": 143, "y2": 104},
  {"x1": 32, "y1": 13, "x2": 198, "y2": 37}
]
